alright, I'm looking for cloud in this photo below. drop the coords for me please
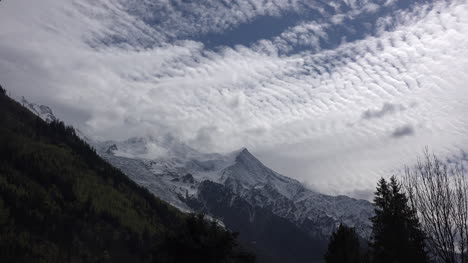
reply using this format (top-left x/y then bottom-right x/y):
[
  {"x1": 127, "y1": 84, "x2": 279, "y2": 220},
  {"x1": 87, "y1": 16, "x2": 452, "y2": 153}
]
[
  {"x1": 391, "y1": 124, "x2": 415, "y2": 138},
  {"x1": 362, "y1": 103, "x2": 406, "y2": 119},
  {"x1": 190, "y1": 125, "x2": 220, "y2": 153},
  {"x1": 1, "y1": 0, "x2": 468, "y2": 199}
]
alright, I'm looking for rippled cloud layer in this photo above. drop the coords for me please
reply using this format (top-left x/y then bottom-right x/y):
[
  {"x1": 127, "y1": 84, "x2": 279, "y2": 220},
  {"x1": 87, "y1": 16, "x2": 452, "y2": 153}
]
[{"x1": 1, "y1": 0, "x2": 467, "y2": 198}]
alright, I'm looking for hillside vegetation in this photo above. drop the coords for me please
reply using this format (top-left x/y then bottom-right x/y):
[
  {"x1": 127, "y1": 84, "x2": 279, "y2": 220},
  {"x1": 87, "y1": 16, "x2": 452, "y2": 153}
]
[{"x1": 0, "y1": 86, "x2": 254, "y2": 263}]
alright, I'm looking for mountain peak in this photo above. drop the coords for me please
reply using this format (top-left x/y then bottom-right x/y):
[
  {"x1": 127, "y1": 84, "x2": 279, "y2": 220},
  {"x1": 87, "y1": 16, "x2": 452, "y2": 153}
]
[
  {"x1": 238, "y1": 147, "x2": 249, "y2": 154},
  {"x1": 234, "y1": 147, "x2": 251, "y2": 157},
  {"x1": 233, "y1": 147, "x2": 261, "y2": 165},
  {"x1": 20, "y1": 96, "x2": 56, "y2": 123}
]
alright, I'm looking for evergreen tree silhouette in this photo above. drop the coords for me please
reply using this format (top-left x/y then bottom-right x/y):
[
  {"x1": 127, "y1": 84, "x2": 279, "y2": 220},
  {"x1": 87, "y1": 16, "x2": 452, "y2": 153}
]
[
  {"x1": 371, "y1": 176, "x2": 427, "y2": 263},
  {"x1": 324, "y1": 224, "x2": 361, "y2": 263}
]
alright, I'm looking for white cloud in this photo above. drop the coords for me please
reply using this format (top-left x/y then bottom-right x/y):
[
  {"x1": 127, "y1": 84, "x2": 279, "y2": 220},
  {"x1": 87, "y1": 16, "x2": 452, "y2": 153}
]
[{"x1": 0, "y1": 0, "x2": 467, "y2": 199}]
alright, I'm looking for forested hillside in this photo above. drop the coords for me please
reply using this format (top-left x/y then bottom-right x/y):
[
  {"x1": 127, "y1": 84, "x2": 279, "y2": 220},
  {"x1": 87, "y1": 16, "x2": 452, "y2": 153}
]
[{"x1": 0, "y1": 86, "x2": 254, "y2": 263}]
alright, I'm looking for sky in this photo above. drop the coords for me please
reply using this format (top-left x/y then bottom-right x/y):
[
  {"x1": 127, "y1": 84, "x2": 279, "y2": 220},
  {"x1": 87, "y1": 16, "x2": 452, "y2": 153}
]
[{"x1": 1, "y1": 0, "x2": 468, "y2": 199}]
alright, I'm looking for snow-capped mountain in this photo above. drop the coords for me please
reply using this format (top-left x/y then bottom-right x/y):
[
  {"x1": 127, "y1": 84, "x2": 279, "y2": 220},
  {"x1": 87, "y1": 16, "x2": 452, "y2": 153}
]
[
  {"x1": 92, "y1": 136, "x2": 242, "y2": 212},
  {"x1": 20, "y1": 97, "x2": 92, "y2": 142},
  {"x1": 22, "y1": 99, "x2": 374, "y2": 261},
  {"x1": 92, "y1": 136, "x2": 374, "y2": 239},
  {"x1": 20, "y1": 97, "x2": 56, "y2": 123}
]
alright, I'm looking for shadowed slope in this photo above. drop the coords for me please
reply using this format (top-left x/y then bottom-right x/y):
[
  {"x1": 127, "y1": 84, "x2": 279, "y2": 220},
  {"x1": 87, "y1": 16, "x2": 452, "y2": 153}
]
[{"x1": 0, "y1": 89, "x2": 254, "y2": 263}]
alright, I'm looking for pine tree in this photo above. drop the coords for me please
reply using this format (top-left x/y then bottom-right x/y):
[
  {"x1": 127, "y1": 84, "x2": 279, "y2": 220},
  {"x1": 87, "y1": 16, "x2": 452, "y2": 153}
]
[
  {"x1": 324, "y1": 224, "x2": 361, "y2": 263},
  {"x1": 371, "y1": 176, "x2": 427, "y2": 263}
]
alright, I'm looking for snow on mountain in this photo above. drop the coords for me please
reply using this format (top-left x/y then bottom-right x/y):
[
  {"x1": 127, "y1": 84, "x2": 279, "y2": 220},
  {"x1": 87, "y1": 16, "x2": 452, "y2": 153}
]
[
  {"x1": 18, "y1": 98, "x2": 373, "y2": 261},
  {"x1": 93, "y1": 137, "x2": 233, "y2": 205},
  {"x1": 218, "y1": 148, "x2": 373, "y2": 238},
  {"x1": 20, "y1": 97, "x2": 56, "y2": 123},
  {"x1": 18, "y1": 98, "x2": 373, "y2": 238},
  {"x1": 92, "y1": 136, "x2": 374, "y2": 238},
  {"x1": 222, "y1": 148, "x2": 304, "y2": 199}
]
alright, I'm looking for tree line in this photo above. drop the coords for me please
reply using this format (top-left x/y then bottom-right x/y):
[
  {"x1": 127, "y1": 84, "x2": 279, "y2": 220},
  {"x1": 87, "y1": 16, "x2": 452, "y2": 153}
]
[{"x1": 325, "y1": 150, "x2": 467, "y2": 263}]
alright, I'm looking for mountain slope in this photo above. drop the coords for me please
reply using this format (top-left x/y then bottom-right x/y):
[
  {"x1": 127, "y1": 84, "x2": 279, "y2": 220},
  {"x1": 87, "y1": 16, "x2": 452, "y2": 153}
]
[
  {"x1": 20, "y1": 96, "x2": 57, "y2": 123},
  {"x1": 95, "y1": 138, "x2": 373, "y2": 236},
  {"x1": 226, "y1": 149, "x2": 373, "y2": 238},
  {"x1": 90, "y1": 132, "x2": 374, "y2": 262},
  {"x1": 187, "y1": 180, "x2": 327, "y2": 263},
  {"x1": 13, "y1": 91, "x2": 373, "y2": 262},
  {"x1": 0, "y1": 88, "x2": 254, "y2": 263}
]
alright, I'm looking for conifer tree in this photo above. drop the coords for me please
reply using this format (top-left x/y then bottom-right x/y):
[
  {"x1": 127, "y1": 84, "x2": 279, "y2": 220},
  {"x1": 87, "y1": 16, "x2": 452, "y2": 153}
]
[
  {"x1": 371, "y1": 176, "x2": 427, "y2": 263},
  {"x1": 324, "y1": 224, "x2": 361, "y2": 263}
]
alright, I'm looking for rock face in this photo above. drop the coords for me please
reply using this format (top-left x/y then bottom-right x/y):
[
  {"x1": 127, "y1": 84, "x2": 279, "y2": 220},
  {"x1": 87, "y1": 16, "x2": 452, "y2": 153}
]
[
  {"x1": 89, "y1": 136, "x2": 374, "y2": 261},
  {"x1": 21, "y1": 97, "x2": 57, "y2": 123},
  {"x1": 187, "y1": 180, "x2": 327, "y2": 263}
]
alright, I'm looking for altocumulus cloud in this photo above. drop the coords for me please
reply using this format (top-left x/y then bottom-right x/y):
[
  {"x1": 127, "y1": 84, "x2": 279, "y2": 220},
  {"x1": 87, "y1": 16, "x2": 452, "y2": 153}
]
[{"x1": 0, "y1": 0, "x2": 468, "y2": 198}]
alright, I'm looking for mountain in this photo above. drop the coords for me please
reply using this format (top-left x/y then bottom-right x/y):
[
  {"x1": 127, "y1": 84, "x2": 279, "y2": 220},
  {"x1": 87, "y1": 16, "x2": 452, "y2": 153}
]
[
  {"x1": 0, "y1": 90, "x2": 254, "y2": 263},
  {"x1": 187, "y1": 180, "x2": 328, "y2": 263},
  {"x1": 91, "y1": 135, "x2": 374, "y2": 262},
  {"x1": 20, "y1": 96, "x2": 57, "y2": 123},
  {"x1": 15, "y1": 94, "x2": 374, "y2": 262}
]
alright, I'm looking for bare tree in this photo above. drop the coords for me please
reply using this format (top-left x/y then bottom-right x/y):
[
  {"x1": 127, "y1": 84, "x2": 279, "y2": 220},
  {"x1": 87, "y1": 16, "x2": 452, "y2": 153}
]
[{"x1": 404, "y1": 149, "x2": 468, "y2": 263}]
